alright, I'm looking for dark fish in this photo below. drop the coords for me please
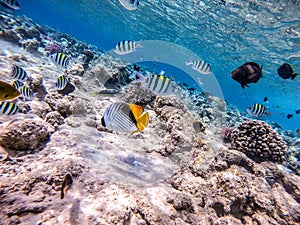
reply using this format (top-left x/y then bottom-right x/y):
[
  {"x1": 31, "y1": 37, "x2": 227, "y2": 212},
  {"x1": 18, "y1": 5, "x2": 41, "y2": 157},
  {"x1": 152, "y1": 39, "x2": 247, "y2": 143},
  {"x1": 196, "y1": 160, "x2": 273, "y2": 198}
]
[
  {"x1": 0, "y1": 0, "x2": 20, "y2": 10},
  {"x1": 296, "y1": 129, "x2": 300, "y2": 135},
  {"x1": 0, "y1": 80, "x2": 20, "y2": 101},
  {"x1": 277, "y1": 63, "x2": 298, "y2": 80},
  {"x1": 287, "y1": 114, "x2": 293, "y2": 119},
  {"x1": 296, "y1": 109, "x2": 300, "y2": 114},
  {"x1": 231, "y1": 62, "x2": 263, "y2": 89},
  {"x1": 61, "y1": 174, "x2": 73, "y2": 199},
  {"x1": 193, "y1": 121, "x2": 206, "y2": 134},
  {"x1": 11, "y1": 65, "x2": 28, "y2": 81},
  {"x1": 263, "y1": 97, "x2": 268, "y2": 102},
  {"x1": 0, "y1": 101, "x2": 19, "y2": 115},
  {"x1": 247, "y1": 103, "x2": 269, "y2": 117},
  {"x1": 101, "y1": 102, "x2": 149, "y2": 133}
]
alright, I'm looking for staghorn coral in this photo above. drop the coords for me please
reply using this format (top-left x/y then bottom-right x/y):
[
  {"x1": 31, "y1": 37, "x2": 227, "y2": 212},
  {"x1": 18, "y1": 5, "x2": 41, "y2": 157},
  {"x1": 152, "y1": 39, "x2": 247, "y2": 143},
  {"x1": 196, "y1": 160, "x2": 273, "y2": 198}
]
[{"x1": 230, "y1": 120, "x2": 286, "y2": 162}]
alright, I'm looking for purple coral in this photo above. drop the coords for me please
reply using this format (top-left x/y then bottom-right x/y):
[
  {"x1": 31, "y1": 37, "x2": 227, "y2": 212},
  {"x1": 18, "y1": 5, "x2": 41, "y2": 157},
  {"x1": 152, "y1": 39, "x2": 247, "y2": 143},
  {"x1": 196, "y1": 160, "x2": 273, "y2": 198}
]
[
  {"x1": 44, "y1": 43, "x2": 62, "y2": 54},
  {"x1": 220, "y1": 127, "x2": 234, "y2": 141}
]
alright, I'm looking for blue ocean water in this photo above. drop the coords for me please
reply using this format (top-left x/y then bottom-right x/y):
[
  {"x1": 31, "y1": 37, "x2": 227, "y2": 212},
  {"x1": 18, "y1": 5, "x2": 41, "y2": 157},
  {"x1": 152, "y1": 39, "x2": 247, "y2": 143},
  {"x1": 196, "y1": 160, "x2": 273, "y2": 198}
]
[{"x1": 14, "y1": 0, "x2": 300, "y2": 131}]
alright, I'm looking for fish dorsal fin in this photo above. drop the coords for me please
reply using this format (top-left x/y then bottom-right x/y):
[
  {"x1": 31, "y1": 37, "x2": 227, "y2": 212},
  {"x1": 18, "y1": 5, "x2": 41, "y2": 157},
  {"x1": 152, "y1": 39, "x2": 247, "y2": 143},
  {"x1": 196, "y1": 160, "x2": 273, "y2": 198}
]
[{"x1": 136, "y1": 112, "x2": 149, "y2": 131}]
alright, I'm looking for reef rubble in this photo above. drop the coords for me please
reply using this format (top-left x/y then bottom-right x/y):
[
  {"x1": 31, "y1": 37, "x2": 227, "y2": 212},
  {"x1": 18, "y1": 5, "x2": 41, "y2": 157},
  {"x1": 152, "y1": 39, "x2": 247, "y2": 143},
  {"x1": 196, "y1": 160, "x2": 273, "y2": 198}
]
[{"x1": 0, "y1": 11, "x2": 300, "y2": 225}]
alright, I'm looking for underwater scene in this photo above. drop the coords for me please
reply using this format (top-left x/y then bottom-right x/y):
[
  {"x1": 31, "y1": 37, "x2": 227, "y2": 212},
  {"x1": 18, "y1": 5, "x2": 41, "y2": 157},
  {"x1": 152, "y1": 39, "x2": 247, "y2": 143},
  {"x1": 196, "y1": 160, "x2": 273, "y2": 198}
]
[{"x1": 0, "y1": 0, "x2": 299, "y2": 224}]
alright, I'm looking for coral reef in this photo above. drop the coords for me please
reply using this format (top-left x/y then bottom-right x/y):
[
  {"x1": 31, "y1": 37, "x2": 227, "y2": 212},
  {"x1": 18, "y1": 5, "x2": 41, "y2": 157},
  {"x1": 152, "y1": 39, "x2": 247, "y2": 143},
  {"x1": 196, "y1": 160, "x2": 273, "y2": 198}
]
[
  {"x1": 230, "y1": 120, "x2": 286, "y2": 162},
  {"x1": 0, "y1": 117, "x2": 51, "y2": 151},
  {"x1": 44, "y1": 43, "x2": 62, "y2": 54},
  {"x1": 0, "y1": 10, "x2": 299, "y2": 225}
]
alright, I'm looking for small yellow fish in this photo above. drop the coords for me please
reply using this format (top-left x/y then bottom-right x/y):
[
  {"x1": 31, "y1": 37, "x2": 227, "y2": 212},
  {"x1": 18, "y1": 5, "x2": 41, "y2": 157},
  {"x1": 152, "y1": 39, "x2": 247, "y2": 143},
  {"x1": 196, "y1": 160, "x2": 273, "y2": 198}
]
[
  {"x1": 61, "y1": 173, "x2": 73, "y2": 199},
  {"x1": 0, "y1": 80, "x2": 20, "y2": 101}
]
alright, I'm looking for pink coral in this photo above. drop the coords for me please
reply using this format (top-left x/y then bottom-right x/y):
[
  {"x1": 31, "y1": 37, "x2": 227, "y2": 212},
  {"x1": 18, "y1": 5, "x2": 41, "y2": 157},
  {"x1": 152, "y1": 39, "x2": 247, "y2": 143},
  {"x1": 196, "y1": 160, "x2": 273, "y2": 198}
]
[
  {"x1": 220, "y1": 127, "x2": 234, "y2": 141},
  {"x1": 44, "y1": 43, "x2": 62, "y2": 54}
]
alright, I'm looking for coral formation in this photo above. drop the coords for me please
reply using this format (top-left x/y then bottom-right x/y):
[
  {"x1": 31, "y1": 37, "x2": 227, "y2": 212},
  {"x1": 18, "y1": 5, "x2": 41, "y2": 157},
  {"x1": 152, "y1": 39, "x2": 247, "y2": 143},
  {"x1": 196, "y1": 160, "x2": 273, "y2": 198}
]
[
  {"x1": 230, "y1": 120, "x2": 286, "y2": 162},
  {"x1": 0, "y1": 117, "x2": 51, "y2": 151},
  {"x1": 44, "y1": 43, "x2": 62, "y2": 54}
]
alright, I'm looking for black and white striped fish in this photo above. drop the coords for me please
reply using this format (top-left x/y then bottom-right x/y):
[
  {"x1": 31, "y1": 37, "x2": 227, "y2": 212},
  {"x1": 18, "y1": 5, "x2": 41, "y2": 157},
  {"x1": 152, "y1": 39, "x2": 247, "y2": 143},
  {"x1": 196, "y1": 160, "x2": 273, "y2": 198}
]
[
  {"x1": 11, "y1": 65, "x2": 28, "y2": 81},
  {"x1": 56, "y1": 74, "x2": 68, "y2": 90},
  {"x1": 101, "y1": 102, "x2": 149, "y2": 133},
  {"x1": 19, "y1": 86, "x2": 33, "y2": 98},
  {"x1": 0, "y1": 101, "x2": 19, "y2": 115},
  {"x1": 114, "y1": 40, "x2": 141, "y2": 55},
  {"x1": 0, "y1": 0, "x2": 20, "y2": 10},
  {"x1": 247, "y1": 103, "x2": 270, "y2": 117},
  {"x1": 130, "y1": 70, "x2": 174, "y2": 96},
  {"x1": 49, "y1": 53, "x2": 71, "y2": 69},
  {"x1": 11, "y1": 80, "x2": 24, "y2": 90},
  {"x1": 186, "y1": 59, "x2": 211, "y2": 74}
]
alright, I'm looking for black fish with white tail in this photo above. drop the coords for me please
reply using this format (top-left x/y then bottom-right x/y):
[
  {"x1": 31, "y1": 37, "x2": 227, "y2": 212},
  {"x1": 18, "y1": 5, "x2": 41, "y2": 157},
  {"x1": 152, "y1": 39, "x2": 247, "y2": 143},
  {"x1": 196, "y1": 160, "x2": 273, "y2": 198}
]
[
  {"x1": 11, "y1": 65, "x2": 28, "y2": 81},
  {"x1": 231, "y1": 62, "x2": 263, "y2": 89},
  {"x1": 101, "y1": 102, "x2": 149, "y2": 133},
  {"x1": 1, "y1": 0, "x2": 20, "y2": 10},
  {"x1": 277, "y1": 63, "x2": 298, "y2": 80},
  {"x1": 0, "y1": 101, "x2": 19, "y2": 115}
]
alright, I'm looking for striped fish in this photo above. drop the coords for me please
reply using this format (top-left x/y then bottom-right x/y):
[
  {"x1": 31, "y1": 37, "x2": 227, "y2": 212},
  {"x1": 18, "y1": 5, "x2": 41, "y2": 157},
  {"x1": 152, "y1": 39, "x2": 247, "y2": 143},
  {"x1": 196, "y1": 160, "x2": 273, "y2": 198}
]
[
  {"x1": 114, "y1": 40, "x2": 140, "y2": 55},
  {"x1": 0, "y1": 101, "x2": 19, "y2": 115},
  {"x1": 11, "y1": 80, "x2": 24, "y2": 90},
  {"x1": 247, "y1": 103, "x2": 270, "y2": 117},
  {"x1": 101, "y1": 102, "x2": 149, "y2": 133},
  {"x1": 0, "y1": 0, "x2": 20, "y2": 10},
  {"x1": 56, "y1": 74, "x2": 68, "y2": 90},
  {"x1": 19, "y1": 86, "x2": 33, "y2": 98},
  {"x1": 11, "y1": 65, "x2": 28, "y2": 81},
  {"x1": 130, "y1": 70, "x2": 174, "y2": 96},
  {"x1": 186, "y1": 59, "x2": 211, "y2": 74},
  {"x1": 49, "y1": 53, "x2": 71, "y2": 69}
]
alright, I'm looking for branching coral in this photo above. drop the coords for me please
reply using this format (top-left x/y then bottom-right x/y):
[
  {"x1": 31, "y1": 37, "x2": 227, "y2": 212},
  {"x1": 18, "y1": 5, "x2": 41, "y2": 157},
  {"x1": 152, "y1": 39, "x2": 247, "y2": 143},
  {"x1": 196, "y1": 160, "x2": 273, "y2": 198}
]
[{"x1": 230, "y1": 120, "x2": 286, "y2": 162}]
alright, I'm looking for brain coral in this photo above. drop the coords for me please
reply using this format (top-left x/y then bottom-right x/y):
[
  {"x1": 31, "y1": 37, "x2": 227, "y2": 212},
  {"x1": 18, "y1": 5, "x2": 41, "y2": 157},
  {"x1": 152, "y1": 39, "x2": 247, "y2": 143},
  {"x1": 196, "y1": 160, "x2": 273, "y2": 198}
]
[{"x1": 230, "y1": 120, "x2": 286, "y2": 162}]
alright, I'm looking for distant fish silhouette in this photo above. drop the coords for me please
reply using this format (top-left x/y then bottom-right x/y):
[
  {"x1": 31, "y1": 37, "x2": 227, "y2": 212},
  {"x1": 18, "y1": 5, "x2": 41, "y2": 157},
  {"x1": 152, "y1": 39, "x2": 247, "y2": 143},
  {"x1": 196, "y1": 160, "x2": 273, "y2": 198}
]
[
  {"x1": 287, "y1": 114, "x2": 293, "y2": 119},
  {"x1": 231, "y1": 62, "x2": 263, "y2": 89},
  {"x1": 277, "y1": 63, "x2": 298, "y2": 80},
  {"x1": 61, "y1": 174, "x2": 73, "y2": 199},
  {"x1": 263, "y1": 96, "x2": 268, "y2": 102},
  {"x1": 296, "y1": 109, "x2": 300, "y2": 114}
]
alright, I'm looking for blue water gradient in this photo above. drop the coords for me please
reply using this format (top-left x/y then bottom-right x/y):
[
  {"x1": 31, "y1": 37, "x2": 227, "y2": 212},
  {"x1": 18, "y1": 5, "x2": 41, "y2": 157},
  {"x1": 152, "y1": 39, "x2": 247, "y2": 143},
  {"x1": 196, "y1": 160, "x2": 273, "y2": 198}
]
[{"x1": 16, "y1": 0, "x2": 300, "y2": 131}]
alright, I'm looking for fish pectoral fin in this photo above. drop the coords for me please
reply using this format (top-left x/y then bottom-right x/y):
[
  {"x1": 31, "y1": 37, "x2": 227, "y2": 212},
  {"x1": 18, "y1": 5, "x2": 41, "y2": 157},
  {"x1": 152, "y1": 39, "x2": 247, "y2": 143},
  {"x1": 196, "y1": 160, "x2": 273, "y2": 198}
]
[
  {"x1": 291, "y1": 73, "x2": 298, "y2": 80},
  {"x1": 136, "y1": 112, "x2": 149, "y2": 131}
]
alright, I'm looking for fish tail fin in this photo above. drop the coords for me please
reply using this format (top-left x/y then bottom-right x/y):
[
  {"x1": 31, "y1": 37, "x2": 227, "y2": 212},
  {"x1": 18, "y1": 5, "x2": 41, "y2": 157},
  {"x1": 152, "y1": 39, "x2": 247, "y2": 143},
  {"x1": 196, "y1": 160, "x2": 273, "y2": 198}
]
[
  {"x1": 136, "y1": 112, "x2": 149, "y2": 131},
  {"x1": 291, "y1": 73, "x2": 298, "y2": 80},
  {"x1": 185, "y1": 59, "x2": 193, "y2": 66},
  {"x1": 129, "y1": 71, "x2": 146, "y2": 83},
  {"x1": 136, "y1": 41, "x2": 143, "y2": 48}
]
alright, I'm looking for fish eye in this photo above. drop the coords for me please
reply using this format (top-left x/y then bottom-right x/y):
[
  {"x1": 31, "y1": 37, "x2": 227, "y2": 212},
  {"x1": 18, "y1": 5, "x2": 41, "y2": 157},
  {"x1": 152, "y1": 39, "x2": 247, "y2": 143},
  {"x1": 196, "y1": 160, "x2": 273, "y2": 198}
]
[{"x1": 136, "y1": 1, "x2": 139, "y2": 5}]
